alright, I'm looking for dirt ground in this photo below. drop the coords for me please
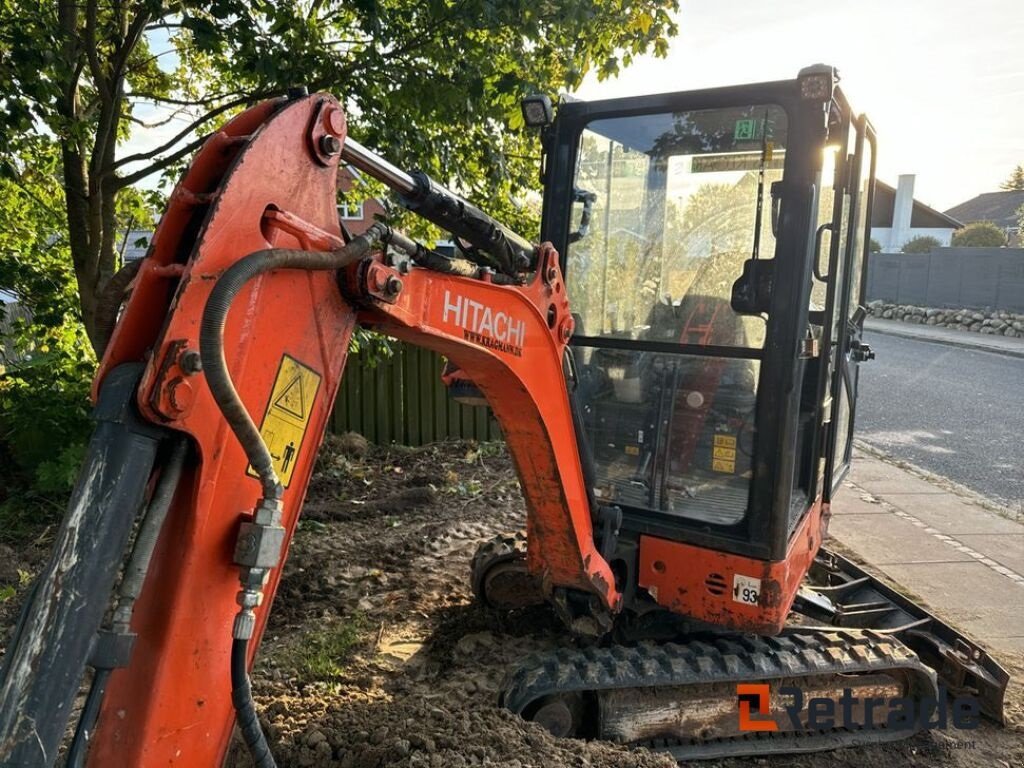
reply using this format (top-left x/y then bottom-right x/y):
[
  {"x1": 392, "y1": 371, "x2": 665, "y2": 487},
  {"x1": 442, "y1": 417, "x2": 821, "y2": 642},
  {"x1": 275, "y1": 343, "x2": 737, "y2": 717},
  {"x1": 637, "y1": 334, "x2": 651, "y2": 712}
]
[
  {"x1": 227, "y1": 437, "x2": 1023, "y2": 768},
  {"x1": 1, "y1": 437, "x2": 1021, "y2": 768}
]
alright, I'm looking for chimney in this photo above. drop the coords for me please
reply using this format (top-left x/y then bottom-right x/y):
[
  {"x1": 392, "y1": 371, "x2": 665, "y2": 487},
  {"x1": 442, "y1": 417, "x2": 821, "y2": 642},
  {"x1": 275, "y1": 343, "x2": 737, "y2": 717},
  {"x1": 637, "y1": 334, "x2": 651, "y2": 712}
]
[{"x1": 891, "y1": 174, "x2": 915, "y2": 250}]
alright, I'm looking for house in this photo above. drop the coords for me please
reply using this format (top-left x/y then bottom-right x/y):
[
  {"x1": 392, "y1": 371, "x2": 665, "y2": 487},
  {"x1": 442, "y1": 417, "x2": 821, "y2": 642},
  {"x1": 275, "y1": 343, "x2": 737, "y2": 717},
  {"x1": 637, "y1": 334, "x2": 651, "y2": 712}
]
[
  {"x1": 120, "y1": 229, "x2": 153, "y2": 261},
  {"x1": 337, "y1": 165, "x2": 386, "y2": 235},
  {"x1": 870, "y1": 174, "x2": 962, "y2": 252},
  {"x1": 944, "y1": 190, "x2": 1024, "y2": 246}
]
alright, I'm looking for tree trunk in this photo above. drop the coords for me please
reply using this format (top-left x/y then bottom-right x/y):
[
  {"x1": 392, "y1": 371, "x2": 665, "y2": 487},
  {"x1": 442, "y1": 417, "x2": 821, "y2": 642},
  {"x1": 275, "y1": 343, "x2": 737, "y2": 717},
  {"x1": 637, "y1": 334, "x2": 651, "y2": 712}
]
[{"x1": 62, "y1": 136, "x2": 106, "y2": 352}]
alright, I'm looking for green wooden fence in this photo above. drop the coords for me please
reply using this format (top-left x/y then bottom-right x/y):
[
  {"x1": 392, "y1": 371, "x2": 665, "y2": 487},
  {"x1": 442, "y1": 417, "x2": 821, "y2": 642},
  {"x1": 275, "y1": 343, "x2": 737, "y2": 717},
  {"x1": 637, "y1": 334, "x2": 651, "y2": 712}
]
[{"x1": 330, "y1": 343, "x2": 502, "y2": 445}]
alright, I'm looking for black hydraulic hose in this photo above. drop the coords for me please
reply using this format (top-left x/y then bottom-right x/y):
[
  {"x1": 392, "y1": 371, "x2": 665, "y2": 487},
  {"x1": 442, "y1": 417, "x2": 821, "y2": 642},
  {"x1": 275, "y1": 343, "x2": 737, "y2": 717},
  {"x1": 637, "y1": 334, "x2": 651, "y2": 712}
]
[
  {"x1": 114, "y1": 438, "x2": 189, "y2": 621},
  {"x1": 199, "y1": 224, "x2": 385, "y2": 768},
  {"x1": 65, "y1": 437, "x2": 188, "y2": 768},
  {"x1": 231, "y1": 638, "x2": 274, "y2": 768},
  {"x1": 66, "y1": 669, "x2": 110, "y2": 768},
  {"x1": 198, "y1": 223, "x2": 385, "y2": 501}
]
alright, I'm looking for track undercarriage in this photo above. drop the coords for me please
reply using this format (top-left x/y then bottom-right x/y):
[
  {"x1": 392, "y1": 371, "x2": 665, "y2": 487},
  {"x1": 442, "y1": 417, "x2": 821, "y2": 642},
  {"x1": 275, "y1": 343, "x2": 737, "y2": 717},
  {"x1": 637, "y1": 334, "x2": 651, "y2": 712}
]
[{"x1": 471, "y1": 533, "x2": 1009, "y2": 761}]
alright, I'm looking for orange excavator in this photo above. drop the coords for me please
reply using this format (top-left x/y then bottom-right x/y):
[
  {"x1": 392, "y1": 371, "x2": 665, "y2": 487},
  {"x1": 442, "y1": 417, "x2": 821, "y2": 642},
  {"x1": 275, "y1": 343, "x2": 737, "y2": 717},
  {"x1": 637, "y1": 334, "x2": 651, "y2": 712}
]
[{"x1": 0, "y1": 65, "x2": 1007, "y2": 766}]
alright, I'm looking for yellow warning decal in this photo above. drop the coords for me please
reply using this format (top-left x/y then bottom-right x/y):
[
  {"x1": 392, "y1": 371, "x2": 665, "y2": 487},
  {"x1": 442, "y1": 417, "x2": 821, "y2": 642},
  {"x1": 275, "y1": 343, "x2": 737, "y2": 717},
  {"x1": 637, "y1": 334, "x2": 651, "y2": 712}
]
[
  {"x1": 712, "y1": 458, "x2": 736, "y2": 474},
  {"x1": 247, "y1": 355, "x2": 322, "y2": 488},
  {"x1": 712, "y1": 434, "x2": 737, "y2": 473}
]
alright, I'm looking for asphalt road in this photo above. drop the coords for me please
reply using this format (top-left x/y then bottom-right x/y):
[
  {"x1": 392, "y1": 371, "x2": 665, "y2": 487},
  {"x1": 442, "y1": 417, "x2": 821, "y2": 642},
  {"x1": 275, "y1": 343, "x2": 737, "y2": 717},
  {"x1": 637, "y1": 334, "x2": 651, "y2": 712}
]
[{"x1": 855, "y1": 330, "x2": 1024, "y2": 508}]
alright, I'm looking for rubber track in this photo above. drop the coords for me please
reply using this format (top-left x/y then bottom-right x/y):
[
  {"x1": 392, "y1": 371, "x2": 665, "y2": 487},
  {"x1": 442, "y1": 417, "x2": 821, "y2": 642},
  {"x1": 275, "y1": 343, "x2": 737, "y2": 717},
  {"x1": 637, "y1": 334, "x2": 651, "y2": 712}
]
[
  {"x1": 501, "y1": 629, "x2": 940, "y2": 760},
  {"x1": 470, "y1": 531, "x2": 527, "y2": 604}
]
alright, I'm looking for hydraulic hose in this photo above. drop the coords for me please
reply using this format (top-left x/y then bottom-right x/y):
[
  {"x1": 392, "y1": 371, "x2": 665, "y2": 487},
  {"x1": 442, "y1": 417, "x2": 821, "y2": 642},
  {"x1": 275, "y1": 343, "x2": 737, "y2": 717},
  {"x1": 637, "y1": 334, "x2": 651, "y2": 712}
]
[
  {"x1": 231, "y1": 638, "x2": 274, "y2": 768},
  {"x1": 65, "y1": 670, "x2": 110, "y2": 768},
  {"x1": 112, "y1": 438, "x2": 189, "y2": 626},
  {"x1": 199, "y1": 223, "x2": 386, "y2": 768},
  {"x1": 65, "y1": 437, "x2": 188, "y2": 768},
  {"x1": 198, "y1": 222, "x2": 386, "y2": 500}
]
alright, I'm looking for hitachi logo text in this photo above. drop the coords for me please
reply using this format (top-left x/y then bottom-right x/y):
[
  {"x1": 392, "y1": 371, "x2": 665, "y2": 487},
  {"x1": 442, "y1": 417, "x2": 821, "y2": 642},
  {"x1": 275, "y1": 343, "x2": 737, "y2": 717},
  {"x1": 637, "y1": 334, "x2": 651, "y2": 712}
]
[{"x1": 443, "y1": 291, "x2": 526, "y2": 356}]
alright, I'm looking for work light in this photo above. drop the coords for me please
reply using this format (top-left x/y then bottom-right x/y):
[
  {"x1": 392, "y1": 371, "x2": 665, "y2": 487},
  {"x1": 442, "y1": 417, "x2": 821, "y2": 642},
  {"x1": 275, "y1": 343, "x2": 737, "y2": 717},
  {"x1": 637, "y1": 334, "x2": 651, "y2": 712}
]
[{"x1": 520, "y1": 94, "x2": 554, "y2": 127}]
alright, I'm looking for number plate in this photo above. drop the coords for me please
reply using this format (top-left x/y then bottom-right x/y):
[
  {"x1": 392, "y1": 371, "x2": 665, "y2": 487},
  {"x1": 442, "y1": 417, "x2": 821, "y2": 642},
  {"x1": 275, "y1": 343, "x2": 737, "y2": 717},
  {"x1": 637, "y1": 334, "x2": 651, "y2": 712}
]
[{"x1": 732, "y1": 574, "x2": 762, "y2": 606}]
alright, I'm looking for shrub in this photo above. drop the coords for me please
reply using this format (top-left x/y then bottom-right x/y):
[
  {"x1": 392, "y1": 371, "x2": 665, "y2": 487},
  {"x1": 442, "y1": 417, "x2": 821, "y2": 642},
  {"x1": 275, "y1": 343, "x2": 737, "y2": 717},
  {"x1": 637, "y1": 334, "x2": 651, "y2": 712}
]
[
  {"x1": 951, "y1": 221, "x2": 1007, "y2": 248},
  {"x1": 901, "y1": 235, "x2": 941, "y2": 254}
]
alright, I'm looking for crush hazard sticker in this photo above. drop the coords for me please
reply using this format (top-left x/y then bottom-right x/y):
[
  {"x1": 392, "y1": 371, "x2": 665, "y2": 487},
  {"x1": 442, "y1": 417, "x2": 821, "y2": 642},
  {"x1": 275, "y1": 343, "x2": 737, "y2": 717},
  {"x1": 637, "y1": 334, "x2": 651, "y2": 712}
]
[{"x1": 248, "y1": 355, "x2": 322, "y2": 488}]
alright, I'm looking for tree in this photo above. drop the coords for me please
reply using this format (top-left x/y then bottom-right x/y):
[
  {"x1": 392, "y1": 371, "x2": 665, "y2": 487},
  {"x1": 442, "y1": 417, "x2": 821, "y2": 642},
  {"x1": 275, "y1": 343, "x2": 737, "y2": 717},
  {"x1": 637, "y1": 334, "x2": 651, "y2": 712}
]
[
  {"x1": 869, "y1": 238, "x2": 882, "y2": 253},
  {"x1": 0, "y1": 138, "x2": 96, "y2": 534},
  {"x1": 1, "y1": 0, "x2": 679, "y2": 352},
  {"x1": 951, "y1": 221, "x2": 1007, "y2": 248},
  {"x1": 901, "y1": 235, "x2": 940, "y2": 254},
  {"x1": 1001, "y1": 164, "x2": 1024, "y2": 191}
]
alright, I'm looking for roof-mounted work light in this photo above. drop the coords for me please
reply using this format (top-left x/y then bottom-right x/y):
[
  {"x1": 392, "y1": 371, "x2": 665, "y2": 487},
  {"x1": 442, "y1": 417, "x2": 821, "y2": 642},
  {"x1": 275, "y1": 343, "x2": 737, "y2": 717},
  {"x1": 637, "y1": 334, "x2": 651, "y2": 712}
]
[{"x1": 520, "y1": 94, "x2": 554, "y2": 128}]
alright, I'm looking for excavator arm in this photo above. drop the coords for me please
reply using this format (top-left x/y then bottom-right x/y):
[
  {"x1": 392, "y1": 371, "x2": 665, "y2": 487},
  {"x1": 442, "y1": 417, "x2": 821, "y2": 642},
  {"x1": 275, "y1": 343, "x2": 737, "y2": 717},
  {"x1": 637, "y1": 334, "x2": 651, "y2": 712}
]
[{"x1": 0, "y1": 92, "x2": 613, "y2": 766}]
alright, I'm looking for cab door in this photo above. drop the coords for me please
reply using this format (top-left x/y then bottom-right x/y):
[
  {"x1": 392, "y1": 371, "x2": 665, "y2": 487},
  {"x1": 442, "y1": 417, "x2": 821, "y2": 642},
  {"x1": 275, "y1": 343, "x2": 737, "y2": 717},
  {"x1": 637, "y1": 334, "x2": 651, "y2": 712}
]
[{"x1": 825, "y1": 116, "x2": 876, "y2": 495}]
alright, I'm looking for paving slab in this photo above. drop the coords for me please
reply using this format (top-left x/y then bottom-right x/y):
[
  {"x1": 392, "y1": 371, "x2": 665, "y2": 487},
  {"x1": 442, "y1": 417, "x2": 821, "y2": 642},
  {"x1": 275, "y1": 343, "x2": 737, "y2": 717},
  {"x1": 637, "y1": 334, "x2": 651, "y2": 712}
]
[
  {"x1": 854, "y1": 475, "x2": 950, "y2": 496},
  {"x1": 843, "y1": 456, "x2": 912, "y2": 483},
  {"x1": 866, "y1": 560, "x2": 1024, "y2": 646},
  {"x1": 881, "y1": 493, "x2": 1024, "y2": 536},
  {"x1": 831, "y1": 453, "x2": 1024, "y2": 658},
  {"x1": 828, "y1": 510, "x2": 975, "y2": 565},
  {"x1": 831, "y1": 492, "x2": 892, "y2": 515},
  {"x1": 953, "y1": 533, "x2": 1024, "y2": 574},
  {"x1": 865, "y1": 317, "x2": 1024, "y2": 359}
]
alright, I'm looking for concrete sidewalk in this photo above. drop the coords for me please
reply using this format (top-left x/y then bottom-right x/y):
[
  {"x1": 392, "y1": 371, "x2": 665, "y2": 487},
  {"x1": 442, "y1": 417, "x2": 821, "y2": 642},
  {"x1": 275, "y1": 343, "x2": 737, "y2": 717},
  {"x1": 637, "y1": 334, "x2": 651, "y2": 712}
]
[
  {"x1": 829, "y1": 451, "x2": 1024, "y2": 655},
  {"x1": 865, "y1": 317, "x2": 1024, "y2": 358}
]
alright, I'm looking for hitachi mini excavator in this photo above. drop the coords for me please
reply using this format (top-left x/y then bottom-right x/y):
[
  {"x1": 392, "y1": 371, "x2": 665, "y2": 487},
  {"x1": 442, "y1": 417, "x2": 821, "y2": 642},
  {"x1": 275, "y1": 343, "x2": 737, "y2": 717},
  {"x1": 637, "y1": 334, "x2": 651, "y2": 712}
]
[{"x1": 0, "y1": 65, "x2": 1008, "y2": 766}]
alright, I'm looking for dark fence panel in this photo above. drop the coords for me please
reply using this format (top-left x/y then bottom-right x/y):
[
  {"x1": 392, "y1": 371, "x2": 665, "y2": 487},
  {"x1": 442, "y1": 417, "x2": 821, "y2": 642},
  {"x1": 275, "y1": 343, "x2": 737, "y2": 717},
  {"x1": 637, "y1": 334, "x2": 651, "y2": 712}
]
[
  {"x1": 866, "y1": 248, "x2": 1024, "y2": 310},
  {"x1": 867, "y1": 257, "x2": 901, "y2": 302},
  {"x1": 997, "y1": 252, "x2": 1024, "y2": 312},
  {"x1": 330, "y1": 342, "x2": 502, "y2": 445},
  {"x1": 897, "y1": 255, "x2": 929, "y2": 306},
  {"x1": 959, "y1": 252, "x2": 999, "y2": 309},
  {"x1": 925, "y1": 251, "x2": 963, "y2": 307}
]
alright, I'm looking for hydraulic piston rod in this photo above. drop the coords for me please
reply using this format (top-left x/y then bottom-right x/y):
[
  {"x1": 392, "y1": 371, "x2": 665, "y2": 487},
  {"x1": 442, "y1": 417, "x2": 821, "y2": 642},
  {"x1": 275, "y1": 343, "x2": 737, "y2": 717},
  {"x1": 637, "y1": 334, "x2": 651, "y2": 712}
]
[
  {"x1": 339, "y1": 137, "x2": 536, "y2": 275},
  {"x1": 340, "y1": 137, "x2": 417, "y2": 196}
]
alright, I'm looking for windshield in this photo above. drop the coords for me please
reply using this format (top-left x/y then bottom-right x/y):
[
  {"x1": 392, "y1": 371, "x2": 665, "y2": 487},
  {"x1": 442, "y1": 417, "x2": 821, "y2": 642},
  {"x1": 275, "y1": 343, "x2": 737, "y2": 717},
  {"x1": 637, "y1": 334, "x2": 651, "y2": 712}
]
[
  {"x1": 565, "y1": 104, "x2": 788, "y2": 525},
  {"x1": 566, "y1": 105, "x2": 788, "y2": 349}
]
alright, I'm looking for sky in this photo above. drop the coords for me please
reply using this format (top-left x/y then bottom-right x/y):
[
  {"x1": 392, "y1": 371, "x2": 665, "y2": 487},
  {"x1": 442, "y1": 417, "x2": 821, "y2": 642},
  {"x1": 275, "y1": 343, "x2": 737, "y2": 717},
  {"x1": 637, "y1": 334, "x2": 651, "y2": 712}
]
[{"x1": 573, "y1": 0, "x2": 1024, "y2": 212}]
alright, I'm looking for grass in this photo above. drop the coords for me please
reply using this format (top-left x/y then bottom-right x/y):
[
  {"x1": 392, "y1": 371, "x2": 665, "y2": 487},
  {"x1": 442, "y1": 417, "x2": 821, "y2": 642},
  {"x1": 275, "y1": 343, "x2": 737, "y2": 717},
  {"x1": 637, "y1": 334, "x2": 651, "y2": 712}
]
[{"x1": 292, "y1": 614, "x2": 368, "y2": 682}]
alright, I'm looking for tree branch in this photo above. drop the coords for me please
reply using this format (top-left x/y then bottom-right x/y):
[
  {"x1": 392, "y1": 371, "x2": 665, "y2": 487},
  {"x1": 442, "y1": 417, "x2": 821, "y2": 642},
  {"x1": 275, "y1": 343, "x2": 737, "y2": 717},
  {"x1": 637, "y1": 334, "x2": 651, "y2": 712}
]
[
  {"x1": 112, "y1": 93, "x2": 263, "y2": 171},
  {"x1": 122, "y1": 103, "x2": 192, "y2": 129},
  {"x1": 128, "y1": 89, "x2": 252, "y2": 107},
  {"x1": 114, "y1": 133, "x2": 209, "y2": 189},
  {"x1": 124, "y1": 47, "x2": 179, "y2": 75},
  {"x1": 144, "y1": 21, "x2": 183, "y2": 31},
  {"x1": 113, "y1": 4, "x2": 153, "y2": 77},
  {"x1": 84, "y1": 0, "x2": 108, "y2": 98}
]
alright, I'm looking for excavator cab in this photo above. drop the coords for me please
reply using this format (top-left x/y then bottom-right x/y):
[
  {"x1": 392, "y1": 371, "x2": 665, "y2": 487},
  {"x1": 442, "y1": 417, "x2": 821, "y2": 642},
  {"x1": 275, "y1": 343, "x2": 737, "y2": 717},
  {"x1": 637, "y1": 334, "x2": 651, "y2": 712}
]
[{"x1": 539, "y1": 65, "x2": 876, "y2": 620}]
